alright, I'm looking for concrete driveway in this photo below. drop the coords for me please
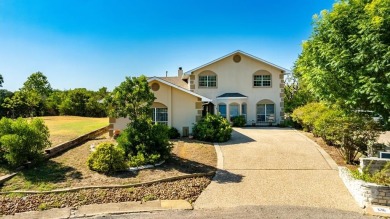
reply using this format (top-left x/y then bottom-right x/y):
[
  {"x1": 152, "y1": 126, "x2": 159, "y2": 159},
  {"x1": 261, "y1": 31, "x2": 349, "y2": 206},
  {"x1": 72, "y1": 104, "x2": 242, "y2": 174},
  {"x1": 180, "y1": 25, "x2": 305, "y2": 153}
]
[{"x1": 194, "y1": 127, "x2": 362, "y2": 213}]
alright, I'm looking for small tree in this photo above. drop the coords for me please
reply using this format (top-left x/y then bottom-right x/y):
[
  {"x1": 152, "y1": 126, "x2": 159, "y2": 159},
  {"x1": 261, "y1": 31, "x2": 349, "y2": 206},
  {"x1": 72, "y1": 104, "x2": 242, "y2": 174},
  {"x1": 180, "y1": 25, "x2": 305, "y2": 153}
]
[
  {"x1": 116, "y1": 119, "x2": 172, "y2": 166},
  {"x1": 332, "y1": 116, "x2": 380, "y2": 164},
  {"x1": 0, "y1": 118, "x2": 51, "y2": 167},
  {"x1": 105, "y1": 75, "x2": 155, "y2": 121}
]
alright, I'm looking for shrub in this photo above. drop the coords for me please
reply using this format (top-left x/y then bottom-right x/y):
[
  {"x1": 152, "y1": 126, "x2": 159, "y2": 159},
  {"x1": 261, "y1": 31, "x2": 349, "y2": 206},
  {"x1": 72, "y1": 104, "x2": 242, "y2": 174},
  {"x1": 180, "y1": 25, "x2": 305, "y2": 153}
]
[
  {"x1": 168, "y1": 127, "x2": 180, "y2": 139},
  {"x1": 0, "y1": 118, "x2": 51, "y2": 167},
  {"x1": 312, "y1": 107, "x2": 345, "y2": 142},
  {"x1": 330, "y1": 116, "x2": 380, "y2": 164},
  {"x1": 87, "y1": 142, "x2": 127, "y2": 173},
  {"x1": 193, "y1": 114, "x2": 232, "y2": 142},
  {"x1": 291, "y1": 102, "x2": 328, "y2": 132},
  {"x1": 231, "y1": 115, "x2": 246, "y2": 127},
  {"x1": 292, "y1": 102, "x2": 381, "y2": 164},
  {"x1": 116, "y1": 119, "x2": 172, "y2": 166},
  {"x1": 352, "y1": 162, "x2": 390, "y2": 186}
]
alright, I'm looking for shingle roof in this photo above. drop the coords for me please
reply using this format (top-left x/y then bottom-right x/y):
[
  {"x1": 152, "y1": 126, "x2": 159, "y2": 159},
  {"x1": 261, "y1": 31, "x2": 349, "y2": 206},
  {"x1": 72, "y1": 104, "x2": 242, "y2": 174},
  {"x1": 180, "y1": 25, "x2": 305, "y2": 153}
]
[
  {"x1": 156, "y1": 77, "x2": 188, "y2": 89},
  {"x1": 217, "y1": 93, "x2": 247, "y2": 98}
]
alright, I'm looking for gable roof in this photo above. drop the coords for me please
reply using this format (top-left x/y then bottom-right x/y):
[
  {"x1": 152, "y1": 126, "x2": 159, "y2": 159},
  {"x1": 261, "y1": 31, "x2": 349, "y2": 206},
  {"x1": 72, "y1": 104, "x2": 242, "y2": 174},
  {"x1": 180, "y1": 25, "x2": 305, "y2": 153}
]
[
  {"x1": 184, "y1": 50, "x2": 290, "y2": 76},
  {"x1": 148, "y1": 77, "x2": 212, "y2": 102}
]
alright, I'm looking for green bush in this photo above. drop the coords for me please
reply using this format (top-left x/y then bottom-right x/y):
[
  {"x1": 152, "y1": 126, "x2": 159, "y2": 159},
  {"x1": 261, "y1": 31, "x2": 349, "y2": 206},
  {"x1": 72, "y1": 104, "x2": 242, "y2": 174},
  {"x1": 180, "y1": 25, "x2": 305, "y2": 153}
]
[
  {"x1": 330, "y1": 116, "x2": 380, "y2": 164},
  {"x1": 292, "y1": 103, "x2": 381, "y2": 164},
  {"x1": 87, "y1": 142, "x2": 127, "y2": 173},
  {"x1": 291, "y1": 102, "x2": 328, "y2": 132},
  {"x1": 312, "y1": 107, "x2": 345, "y2": 142},
  {"x1": 168, "y1": 127, "x2": 180, "y2": 139},
  {"x1": 352, "y1": 162, "x2": 390, "y2": 186},
  {"x1": 0, "y1": 117, "x2": 51, "y2": 167},
  {"x1": 128, "y1": 151, "x2": 161, "y2": 167},
  {"x1": 231, "y1": 115, "x2": 246, "y2": 127},
  {"x1": 193, "y1": 114, "x2": 232, "y2": 142},
  {"x1": 116, "y1": 119, "x2": 172, "y2": 166}
]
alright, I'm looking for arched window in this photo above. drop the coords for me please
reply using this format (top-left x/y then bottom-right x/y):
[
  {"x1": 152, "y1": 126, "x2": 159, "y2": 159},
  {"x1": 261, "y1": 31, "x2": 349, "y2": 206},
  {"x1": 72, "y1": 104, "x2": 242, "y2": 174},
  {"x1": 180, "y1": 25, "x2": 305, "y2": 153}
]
[
  {"x1": 218, "y1": 103, "x2": 226, "y2": 118},
  {"x1": 256, "y1": 99, "x2": 275, "y2": 122},
  {"x1": 229, "y1": 103, "x2": 239, "y2": 120},
  {"x1": 151, "y1": 102, "x2": 168, "y2": 125},
  {"x1": 198, "y1": 70, "x2": 217, "y2": 88},
  {"x1": 253, "y1": 70, "x2": 272, "y2": 87}
]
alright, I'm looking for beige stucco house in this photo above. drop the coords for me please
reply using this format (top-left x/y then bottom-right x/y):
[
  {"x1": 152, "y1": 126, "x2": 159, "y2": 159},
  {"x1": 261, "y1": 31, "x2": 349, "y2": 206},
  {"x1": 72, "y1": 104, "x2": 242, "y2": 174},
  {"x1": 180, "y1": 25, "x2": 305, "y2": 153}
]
[{"x1": 109, "y1": 50, "x2": 289, "y2": 137}]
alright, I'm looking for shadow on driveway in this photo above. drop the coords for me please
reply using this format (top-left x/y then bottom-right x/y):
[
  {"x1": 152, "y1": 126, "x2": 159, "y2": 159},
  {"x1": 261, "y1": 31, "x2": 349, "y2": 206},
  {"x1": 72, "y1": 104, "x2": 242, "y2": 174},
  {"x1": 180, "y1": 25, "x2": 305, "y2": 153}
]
[{"x1": 212, "y1": 169, "x2": 244, "y2": 184}]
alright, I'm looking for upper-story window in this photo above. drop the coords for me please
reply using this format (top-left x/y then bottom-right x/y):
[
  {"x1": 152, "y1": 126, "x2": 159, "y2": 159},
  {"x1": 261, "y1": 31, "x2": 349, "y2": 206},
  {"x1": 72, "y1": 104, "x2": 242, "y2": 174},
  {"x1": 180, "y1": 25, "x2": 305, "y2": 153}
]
[
  {"x1": 198, "y1": 71, "x2": 217, "y2": 88},
  {"x1": 253, "y1": 70, "x2": 272, "y2": 87}
]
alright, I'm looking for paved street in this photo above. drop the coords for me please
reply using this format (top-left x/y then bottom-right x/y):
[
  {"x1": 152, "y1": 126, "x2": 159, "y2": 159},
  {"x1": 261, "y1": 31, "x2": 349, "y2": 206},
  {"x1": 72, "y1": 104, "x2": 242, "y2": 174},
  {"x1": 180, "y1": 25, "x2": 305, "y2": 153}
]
[
  {"x1": 194, "y1": 128, "x2": 362, "y2": 213},
  {"x1": 94, "y1": 205, "x2": 372, "y2": 219}
]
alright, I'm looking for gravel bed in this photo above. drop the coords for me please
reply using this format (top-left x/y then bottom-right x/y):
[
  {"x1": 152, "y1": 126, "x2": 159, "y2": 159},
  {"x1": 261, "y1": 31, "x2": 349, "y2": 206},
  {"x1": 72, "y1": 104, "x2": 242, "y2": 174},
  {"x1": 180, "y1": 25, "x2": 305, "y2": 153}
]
[{"x1": 0, "y1": 176, "x2": 211, "y2": 215}]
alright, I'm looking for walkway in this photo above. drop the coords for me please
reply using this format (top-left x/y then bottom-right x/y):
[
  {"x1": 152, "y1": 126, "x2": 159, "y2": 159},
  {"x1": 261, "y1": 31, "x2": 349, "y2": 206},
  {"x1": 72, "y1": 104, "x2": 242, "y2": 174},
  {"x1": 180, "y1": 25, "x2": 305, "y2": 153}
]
[{"x1": 194, "y1": 127, "x2": 362, "y2": 213}]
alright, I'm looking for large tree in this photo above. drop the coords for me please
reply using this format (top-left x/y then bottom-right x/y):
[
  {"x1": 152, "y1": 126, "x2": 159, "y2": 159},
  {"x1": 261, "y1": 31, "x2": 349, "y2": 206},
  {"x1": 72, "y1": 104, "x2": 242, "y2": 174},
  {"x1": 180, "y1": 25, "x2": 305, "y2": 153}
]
[
  {"x1": 295, "y1": 0, "x2": 390, "y2": 123},
  {"x1": 21, "y1": 72, "x2": 52, "y2": 117},
  {"x1": 105, "y1": 75, "x2": 155, "y2": 121}
]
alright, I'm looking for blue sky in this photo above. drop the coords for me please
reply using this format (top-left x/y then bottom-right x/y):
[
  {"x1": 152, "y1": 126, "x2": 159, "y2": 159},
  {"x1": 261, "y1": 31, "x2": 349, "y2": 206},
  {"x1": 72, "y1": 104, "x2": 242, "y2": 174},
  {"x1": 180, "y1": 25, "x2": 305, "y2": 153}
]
[{"x1": 0, "y1": 0, "x2": 335, "y2": 91}]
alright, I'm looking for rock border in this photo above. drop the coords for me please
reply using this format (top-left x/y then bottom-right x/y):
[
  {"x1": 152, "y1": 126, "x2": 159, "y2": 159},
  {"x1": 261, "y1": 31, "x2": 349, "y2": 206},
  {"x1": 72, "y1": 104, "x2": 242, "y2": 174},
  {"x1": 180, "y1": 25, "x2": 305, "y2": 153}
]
[
  {"x1": 339, "y1": 166, "x2": 390, "y2": 208},
  {"x1": 0, "y1": 171, "x2": 215, "y2": 194}
]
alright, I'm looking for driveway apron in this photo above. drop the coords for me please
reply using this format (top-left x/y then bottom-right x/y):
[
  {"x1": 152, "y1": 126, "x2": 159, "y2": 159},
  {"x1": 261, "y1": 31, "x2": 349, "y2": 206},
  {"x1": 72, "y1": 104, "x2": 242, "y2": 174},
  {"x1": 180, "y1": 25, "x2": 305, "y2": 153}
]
[{"x1": 194, "y1": 127, "x2": 362, "y2": 213}]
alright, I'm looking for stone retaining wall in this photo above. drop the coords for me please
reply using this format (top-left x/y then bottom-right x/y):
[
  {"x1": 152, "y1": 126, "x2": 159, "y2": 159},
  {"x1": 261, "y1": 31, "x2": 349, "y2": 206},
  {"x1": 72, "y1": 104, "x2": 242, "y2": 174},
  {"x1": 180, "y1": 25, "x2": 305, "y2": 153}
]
[
  {"x1": 339, "y1": 167, "x2": 390, "y2": 208},
  {"x1": 360, "y1": 157, "x2": 390, "y2": 175},
  {"x1": 44, "y1": 125, "x2": 109, "y2": 159}
]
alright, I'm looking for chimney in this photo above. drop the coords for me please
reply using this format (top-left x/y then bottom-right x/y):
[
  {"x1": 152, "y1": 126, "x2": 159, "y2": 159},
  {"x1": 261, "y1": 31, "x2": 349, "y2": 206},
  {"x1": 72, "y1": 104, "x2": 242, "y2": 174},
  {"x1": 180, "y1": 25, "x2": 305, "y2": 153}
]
[{"x1": 178, "y1": 67, "x2": 183, "y2": 78}]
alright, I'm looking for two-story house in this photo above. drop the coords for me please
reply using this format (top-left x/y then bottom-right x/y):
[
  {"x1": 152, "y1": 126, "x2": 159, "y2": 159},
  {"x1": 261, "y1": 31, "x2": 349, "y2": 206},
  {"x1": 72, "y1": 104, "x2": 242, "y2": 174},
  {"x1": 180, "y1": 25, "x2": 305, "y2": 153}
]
[{"x1": 109, "y1": 50, "x2": 289, "y2": 137}]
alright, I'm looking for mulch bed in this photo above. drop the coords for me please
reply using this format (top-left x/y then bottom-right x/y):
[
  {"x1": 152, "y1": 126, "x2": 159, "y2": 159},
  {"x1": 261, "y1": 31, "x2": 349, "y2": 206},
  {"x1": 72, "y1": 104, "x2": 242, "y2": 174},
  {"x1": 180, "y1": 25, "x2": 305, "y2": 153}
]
[{"x1": 0, "y1": 176, "x2": 212, "y2": 215}]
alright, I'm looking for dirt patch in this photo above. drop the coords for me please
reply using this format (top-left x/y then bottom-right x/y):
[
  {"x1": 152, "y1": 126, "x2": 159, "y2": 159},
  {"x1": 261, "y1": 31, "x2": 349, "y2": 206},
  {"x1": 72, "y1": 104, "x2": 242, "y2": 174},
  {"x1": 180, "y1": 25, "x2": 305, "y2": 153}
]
[
  {"x1": 0, "y1": 176, "x2": 211, "y2": 215},
  {"x1": 299, "y1": 131, "x2": 358, "y2": 170},
  {"x1": 0, "y1": 134, "x2": 217, "y2": 191}
]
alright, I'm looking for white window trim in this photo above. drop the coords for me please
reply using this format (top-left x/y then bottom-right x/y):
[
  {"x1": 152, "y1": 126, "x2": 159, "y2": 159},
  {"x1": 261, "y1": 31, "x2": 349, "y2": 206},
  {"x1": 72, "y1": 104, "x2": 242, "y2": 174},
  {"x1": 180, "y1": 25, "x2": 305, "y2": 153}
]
[
  {"x1": 253, "y1": 74, "x2": 272, "y2": 87},
  {"x1": 256, "y1": 104, "x2": 275, "y2": 123},
  {"x1": 152, "y1": 108, "x2": 168, "y2": 125},
  {"x1": 199, "y1": 75, "x2": 217, "y2": 88}
]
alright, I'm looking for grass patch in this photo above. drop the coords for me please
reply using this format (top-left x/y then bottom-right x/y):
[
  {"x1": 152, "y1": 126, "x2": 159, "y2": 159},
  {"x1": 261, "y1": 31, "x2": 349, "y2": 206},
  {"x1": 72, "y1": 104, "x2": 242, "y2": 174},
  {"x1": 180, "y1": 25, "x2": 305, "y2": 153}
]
[
  {"x1": 1, "y1": 160, "x2": 80, "y2": 191},
  {"x1": 37, "y1": 116, "x2": 108, "y2": 146}
]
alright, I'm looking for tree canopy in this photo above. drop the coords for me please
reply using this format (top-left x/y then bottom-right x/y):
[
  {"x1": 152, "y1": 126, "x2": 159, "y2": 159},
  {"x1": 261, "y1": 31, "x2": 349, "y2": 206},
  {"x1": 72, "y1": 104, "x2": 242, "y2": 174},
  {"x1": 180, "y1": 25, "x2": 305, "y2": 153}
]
[
  {"x1": 105, "y1": 75, "x2": 155, "y2": 121},
  {"x1": 0, "y1": 74, "x2": 3, "y2": 87},
  {"x1": 294, "y1": 0, "x2": 390, "y2": 122}
]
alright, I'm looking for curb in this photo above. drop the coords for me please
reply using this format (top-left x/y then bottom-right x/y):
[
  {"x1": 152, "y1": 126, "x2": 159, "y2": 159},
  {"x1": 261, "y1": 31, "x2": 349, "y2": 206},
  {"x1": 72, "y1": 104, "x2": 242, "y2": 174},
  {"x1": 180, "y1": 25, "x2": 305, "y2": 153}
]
[
  {"x1": 1, "y1": 200, "x2": 192, "y2": 219},
  {"x1": 213, "y1": 143, "x2": 224, "y2": 170},
  {"x1": 294, "y1": 129, "x2": 339, "y2": 170}
]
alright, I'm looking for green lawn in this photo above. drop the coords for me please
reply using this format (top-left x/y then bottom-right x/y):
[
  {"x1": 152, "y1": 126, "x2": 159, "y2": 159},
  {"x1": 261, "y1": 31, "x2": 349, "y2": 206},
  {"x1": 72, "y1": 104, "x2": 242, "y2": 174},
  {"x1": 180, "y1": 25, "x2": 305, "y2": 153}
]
[{"x1": 38, "y1": 116, "x2": 108, "y2": 146}]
